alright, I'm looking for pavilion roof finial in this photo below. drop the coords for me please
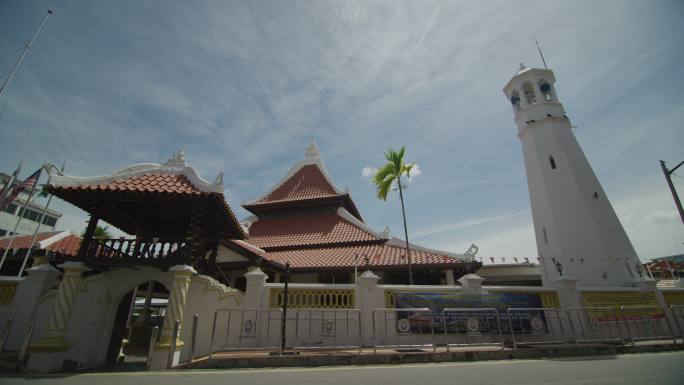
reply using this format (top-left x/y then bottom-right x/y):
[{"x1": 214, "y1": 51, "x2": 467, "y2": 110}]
[
  {"x1": 518, "y1": 62, "x2": 527, "y2": 73},
  {"x1": 305, "y1": 137, "x2": 320, "y2": 159},
  {"x1": 164, "y1": 150, "x2": 187, "y2": 168}
]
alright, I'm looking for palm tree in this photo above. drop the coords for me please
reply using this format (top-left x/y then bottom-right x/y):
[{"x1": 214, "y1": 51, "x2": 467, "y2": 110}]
[
  {"x1": 372, "y1": 146, "x2": 416, "y2": 285},
  {"x1": 82, "y1": 225, "x2": 111, "y2": 240}
]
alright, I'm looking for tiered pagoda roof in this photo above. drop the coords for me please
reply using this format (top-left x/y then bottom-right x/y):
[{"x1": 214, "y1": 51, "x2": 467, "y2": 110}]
[
  {"x1": 243, "y1": 140, "x2": 362, "y2": 219},
  {"x1": 240, "y1": 140, "x2": 472, "y2": 272}
]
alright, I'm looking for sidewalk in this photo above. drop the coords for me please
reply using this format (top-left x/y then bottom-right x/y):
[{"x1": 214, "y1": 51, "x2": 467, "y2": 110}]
[{"x1": 181, "y1": 340, "x2": 682, "y2": 369}]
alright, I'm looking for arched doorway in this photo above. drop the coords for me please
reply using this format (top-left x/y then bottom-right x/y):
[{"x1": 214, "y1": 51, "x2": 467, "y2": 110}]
[{"x1": 105, "y1": 281, "x2": 169, "y2": 368}]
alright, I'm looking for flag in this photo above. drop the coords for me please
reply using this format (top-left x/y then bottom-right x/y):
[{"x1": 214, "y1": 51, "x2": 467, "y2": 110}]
[
  {"x1": 0, "y1": 167, "x2": 42, "y2": 212},
  {"x1": 37, "y1": 185, "x2": 50, "y2": 198},
  {"x1": 0, "y1": 162, "x2": 22, "y2": 210}
]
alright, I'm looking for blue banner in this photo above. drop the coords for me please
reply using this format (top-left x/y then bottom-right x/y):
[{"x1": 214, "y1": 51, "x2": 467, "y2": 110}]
[{"x1": 394, "y1": 292, "x2": 546, "y2": 333}]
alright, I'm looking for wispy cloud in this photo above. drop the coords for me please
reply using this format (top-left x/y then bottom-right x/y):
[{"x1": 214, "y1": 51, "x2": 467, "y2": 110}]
[{"x1": 413, "y1": 210, "x2": 530, "y2": 239}]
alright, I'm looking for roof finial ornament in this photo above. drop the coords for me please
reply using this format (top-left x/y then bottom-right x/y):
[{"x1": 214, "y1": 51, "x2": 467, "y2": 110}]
[
  {"x1": 518, "y1": 62, "x2": 526, "y2": 72},
  {"x1": 212, "y1": 171, "x2": 224, "y2": 188},
  {"x1": 164, "y1": 150, "x2": 187, "y2": 168},
  {"x1": 305, "y1": 137, "x2": 320, "y2": 159}
]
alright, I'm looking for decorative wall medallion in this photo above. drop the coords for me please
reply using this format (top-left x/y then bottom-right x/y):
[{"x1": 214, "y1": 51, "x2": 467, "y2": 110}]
[{"x1": 397, "y1": 318, "x2": 411, "y2": 334}]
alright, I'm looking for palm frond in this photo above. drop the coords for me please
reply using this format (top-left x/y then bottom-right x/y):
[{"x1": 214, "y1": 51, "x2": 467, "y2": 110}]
[
  {"x1": 403, "y1": 162, "x2": 414, "y2": 178},
  {"x1": 372, "y1": 163, "x2": 397, "y2": 200}
]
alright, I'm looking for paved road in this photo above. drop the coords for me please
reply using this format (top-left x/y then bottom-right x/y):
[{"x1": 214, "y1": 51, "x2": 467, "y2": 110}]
[{"x1": 1, "y1": 351, "x2": 683, "y2": 385}]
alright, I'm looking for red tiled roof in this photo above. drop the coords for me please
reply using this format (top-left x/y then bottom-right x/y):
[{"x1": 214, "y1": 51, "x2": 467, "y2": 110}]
[
  {"x1": 49, "y1": 173, "x2": 246, "y2": 239},
  {"x1": 247, "y1": 211, "x2": 380, "y2": 250},
  {"x1": 0, "y1": 231, "x2": 62, "y2": 251},
  {"x1": 47, "y1": 234, "x2": 82, "y2": 256},
  {"x1": 226, "y1": 239, "x2": 268, "y2": 258},
  {"x1": 57, "y1": 173, "x2": 203, "y2": 195},
  {"x1": 0, "y1": 232, "x2": 81, "y2": 256},
  {"x1": 644, "y1": 260, "x2": 684, "y2": 272},
  {"x1": 247, "y1": 165, "x2": 340, "y2": 206},
  {"x1": 264, "y1": 243, "x2": 463, "y2": 270}
]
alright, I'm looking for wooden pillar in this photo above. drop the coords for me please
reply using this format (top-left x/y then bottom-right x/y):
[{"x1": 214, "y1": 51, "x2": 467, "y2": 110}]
[{"x1": 77, "y1": 204, "x2": 100, "y2": 260}]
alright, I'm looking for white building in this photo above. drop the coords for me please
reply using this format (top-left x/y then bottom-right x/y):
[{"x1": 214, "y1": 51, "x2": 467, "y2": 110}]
[
  {"x1": 0, "y1": 172, "x2": 62, "y2": 237},
  {"x1": 503, "y1": 64, "x2": 643, "y2": 288}
]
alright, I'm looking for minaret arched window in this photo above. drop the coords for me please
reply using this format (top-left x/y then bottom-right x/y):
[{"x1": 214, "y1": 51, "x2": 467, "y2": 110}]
[
  {"x1": 522, "y1": 82, "x2": 536, "y2": 105},
  {"x1": 510, "y1": 90, "x2": 521, "y2": 111},
  {"x1": 538, "y1": 79, "x2": 555, "y2": 102},
  {"x1": 549, "y1": 155, "x2": 557, "y2": 169}
]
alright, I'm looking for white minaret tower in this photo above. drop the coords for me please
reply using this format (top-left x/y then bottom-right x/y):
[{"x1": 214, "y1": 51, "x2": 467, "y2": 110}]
[{"x1": 503, "y1": 64, "x2": 644, "y2": 287}]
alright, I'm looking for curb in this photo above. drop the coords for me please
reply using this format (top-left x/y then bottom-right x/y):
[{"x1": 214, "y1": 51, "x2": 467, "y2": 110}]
[{"x1": 181, "y1": 343, "x2": 682, "y2": 369}]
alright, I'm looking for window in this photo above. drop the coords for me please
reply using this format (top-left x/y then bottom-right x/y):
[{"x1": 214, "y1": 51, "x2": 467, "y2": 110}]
[
  {"x1": 25, "y1": 209, "x2": 39, "y2": 222},
  {"x1": 549, "y1": 156, "x2": 556, "y2": 169},
  {"x1": 593, "y1": 192, "x2": 599, "y2": 199},
  {"x1": 3, "y1": 203, "x2": 17, "y2": 214},
  {"x1": 543, "y1": 227, "x2": 548, "y2": 245},
  {"x1": 0, "y1": 229, "x2": 6, "y2": 236},
  {"x1": 20, "y1": 208, "x2": 40, "y2": 222},
  {"x1": 522, "y1": 82, "x2": 536, "y2": 105},
  {"x1": 510, "y1": 90, "x2": 521, "y2": 111},
  {"x1": 43, "y1": 216, "x2": 57, "y2": 227},
  {"x1": 539, "y1": 80, "x2": 554, "y2": 102}
]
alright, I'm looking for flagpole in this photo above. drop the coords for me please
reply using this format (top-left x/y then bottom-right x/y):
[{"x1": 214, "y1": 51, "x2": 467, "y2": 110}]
[
  {"x1": 0, "y1": 162, "x2": 45, "y2": 272},
  {"x1": 18, "y1": 162, "x2": 64, "y2": 277},
  {"x1": 0, "y1": 10, "x2": 53, "y2": 98},
  {"x1": 0, "y1": 160, "x2": 22, "y2": 208}
]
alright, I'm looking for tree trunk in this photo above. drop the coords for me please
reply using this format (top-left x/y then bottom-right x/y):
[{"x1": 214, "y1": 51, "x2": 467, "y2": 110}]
[{"x1": 397, "y1": 175, "x2": 414, "y2": 285}]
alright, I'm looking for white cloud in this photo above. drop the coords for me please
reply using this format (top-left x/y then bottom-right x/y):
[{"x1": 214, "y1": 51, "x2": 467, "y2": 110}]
[
  {"x1": 407, "y1": 163, "x2": 422, "y2": 182},
  {"x1": 361, "y1": 166, "x2": 377, "y2": 178},
  {"x1": 361, "y1": 163, "x2": 421, "y2": 183}
]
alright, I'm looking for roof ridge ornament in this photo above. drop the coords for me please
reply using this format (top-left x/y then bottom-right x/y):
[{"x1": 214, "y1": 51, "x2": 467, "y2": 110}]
[
  {"x1": 163, "y1": 150, "x2": 187, "y2": 168},
  {"x1": 212, "y1": 172, "x2": 224, "y2": 189},
  {"x1": 518, "y1": 62, "x2": 526, "y2": 73},
  {"x1": 305, "y1": 137, "x2": 320, "y2": 159}
]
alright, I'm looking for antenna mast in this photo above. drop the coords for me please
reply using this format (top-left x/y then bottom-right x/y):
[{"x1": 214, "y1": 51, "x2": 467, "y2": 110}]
[
  {"x1": 0, "y1": 10, "x2": 53, "y2": 98},
  {"x1": 533, "y1": 34, "x2": 548, "y2": 69}
]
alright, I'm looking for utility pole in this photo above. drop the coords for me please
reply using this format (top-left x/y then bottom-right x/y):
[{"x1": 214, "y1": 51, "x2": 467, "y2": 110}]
[{"x1": 660, "y1": 160, "x2": 684, "y2": 225}]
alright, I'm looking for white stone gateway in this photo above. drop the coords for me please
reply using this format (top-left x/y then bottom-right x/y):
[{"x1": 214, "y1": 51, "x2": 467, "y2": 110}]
[{"x1": 503, "y1": 64, "x2": 643, "y2": 288}]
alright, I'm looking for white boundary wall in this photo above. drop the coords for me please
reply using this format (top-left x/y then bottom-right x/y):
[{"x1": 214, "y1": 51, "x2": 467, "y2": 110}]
[{"x1": 2, "y1": 265, "x2": 683, "y2": 372}]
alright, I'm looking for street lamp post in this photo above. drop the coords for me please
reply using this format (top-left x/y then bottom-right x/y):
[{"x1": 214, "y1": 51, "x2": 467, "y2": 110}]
[{"x1": 660, "y1": 160, "x2": 684, "y2": 225}]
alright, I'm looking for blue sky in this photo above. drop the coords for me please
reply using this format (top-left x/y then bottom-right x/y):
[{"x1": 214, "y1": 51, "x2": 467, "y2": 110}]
[{"x1": 1, "y1": 0, "x2": 682, "y2": 261}]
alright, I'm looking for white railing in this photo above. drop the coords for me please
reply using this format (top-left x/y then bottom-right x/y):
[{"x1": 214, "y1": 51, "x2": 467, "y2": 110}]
[
  {"x1": 288, "y1": 309, "x2": 362, "y2": 352},
  {"x1": 441, "y1": 308, "x2": 504, "y2": 350},
  {"x1": 209, "y1": 308, "x2": 283, "y2": 354},
  {"x1": 372, "y1": 308, "x2": 436, "y2": 353},
  {"x1": 671, "y1": 305, "x2": 684, "y2": 342},
  {"x1": 507, "y1": 308, "x2": 568, "y2": 348}
]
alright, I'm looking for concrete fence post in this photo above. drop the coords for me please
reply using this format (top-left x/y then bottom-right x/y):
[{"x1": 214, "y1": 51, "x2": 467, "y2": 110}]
[
  {"x1": 27, "y1": 262, "x2": 90, "y2": 373},
  {"x1": 4, "y1": 264, "x2": 60, "y2": 351},
  {"x1": 552, "y1": 276, "x2": 580, "y2": 341},
  {"x1": 244, "y1": 267, "x2": 268, "y2": 347},
  {"x1": 357, "y1": 270, "x2": 381, "y2": 347}
]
